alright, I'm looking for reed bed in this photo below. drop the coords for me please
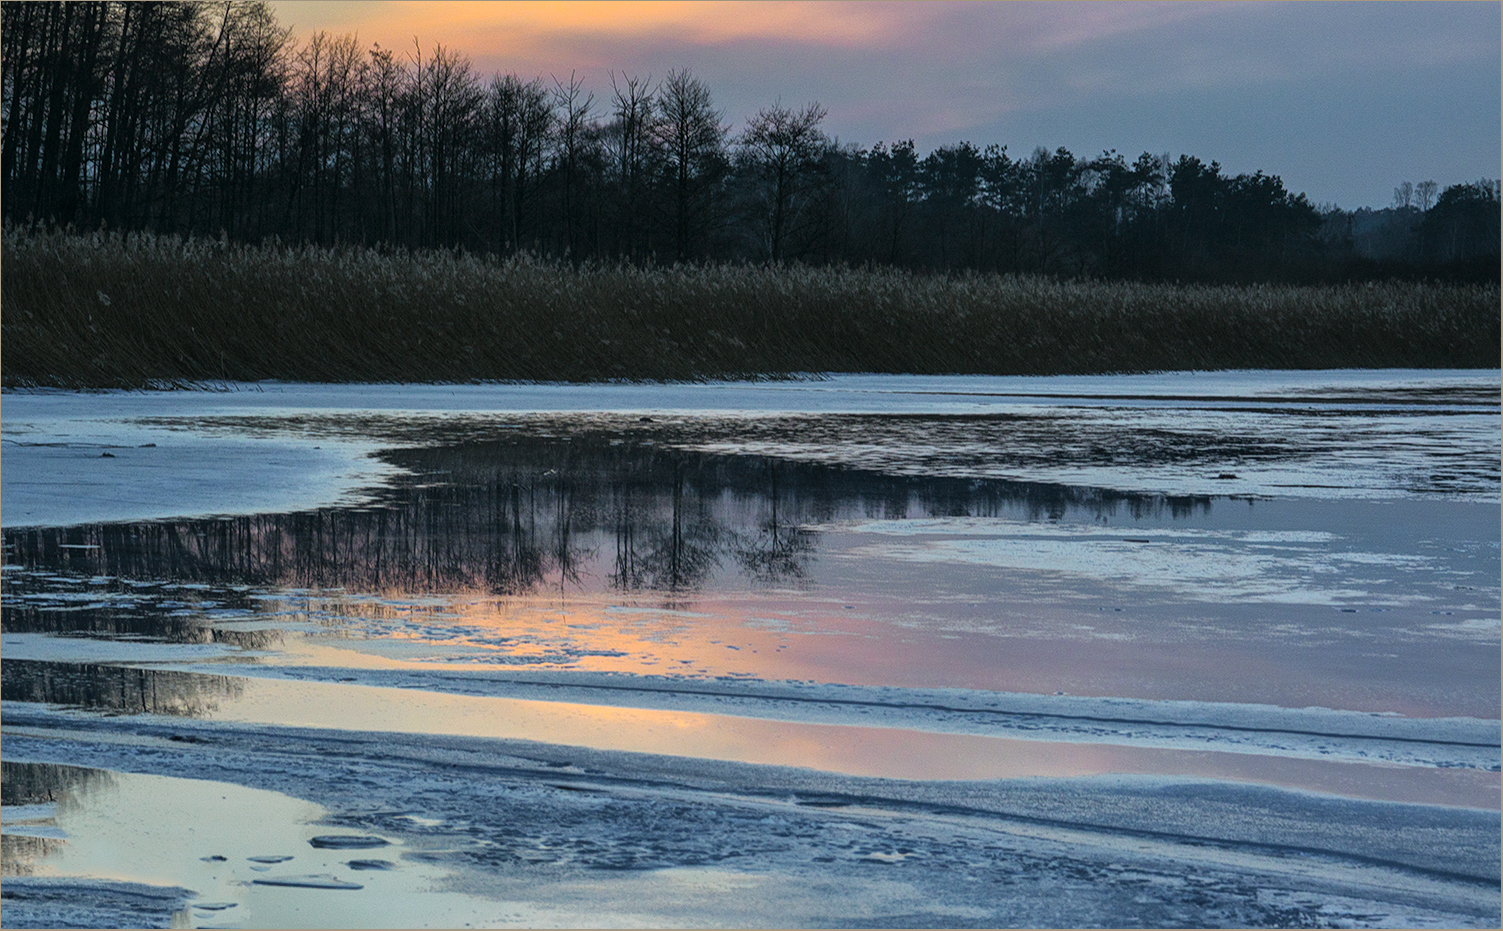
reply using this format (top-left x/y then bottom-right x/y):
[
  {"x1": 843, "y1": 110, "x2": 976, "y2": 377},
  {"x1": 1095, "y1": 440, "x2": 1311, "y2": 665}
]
[{"x1": 2, "y1": 225, "x2": 1497, "y2": 388}]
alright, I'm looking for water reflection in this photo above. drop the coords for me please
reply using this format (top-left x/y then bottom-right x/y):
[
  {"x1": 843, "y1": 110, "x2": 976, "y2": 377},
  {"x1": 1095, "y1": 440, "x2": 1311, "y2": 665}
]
[
  {"x1": 0, "y1": 597, "x2": 284, "y2": 651},
  {"x1": 2, "y1": 760, "x2": 116, "y2": 807},
  {"x1": 3, "y1": 435, "x2": 1209, "y2": 597},
  {"x1": 0, "y1": 832, "x2": 65, "y2": 876},
  {"x1": 7, "y1": 677, "x2": 1496, "y2": 809},
  {"x1": 1, "y1": 660, "x2": 244, "y2": 717},
  {"x1": 1, "y1": 761, "x2": 118, "y2": 877}
]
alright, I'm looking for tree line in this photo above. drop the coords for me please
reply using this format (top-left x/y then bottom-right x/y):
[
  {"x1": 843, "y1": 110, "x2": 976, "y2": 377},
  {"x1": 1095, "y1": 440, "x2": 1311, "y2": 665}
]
[
  {"x1": 1318, "y1": 179, "x2": 1502, "y2": 281},
  {"x1": 4, "y1": 0, "x2": 1497, "y2": 282}
]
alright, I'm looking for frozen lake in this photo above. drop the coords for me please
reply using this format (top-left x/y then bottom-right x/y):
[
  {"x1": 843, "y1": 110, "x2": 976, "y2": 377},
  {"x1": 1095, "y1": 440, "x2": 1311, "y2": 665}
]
[{"x1": 2, "y1": 371, "x2": 1499, "y2": 927}]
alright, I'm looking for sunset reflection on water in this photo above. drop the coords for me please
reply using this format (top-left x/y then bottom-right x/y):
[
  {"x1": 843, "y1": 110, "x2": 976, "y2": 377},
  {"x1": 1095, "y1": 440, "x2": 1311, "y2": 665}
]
[
  {"x1": 3, "y1": 403, "x2": 1498, "y2": 821},
  {"x1": 133, "y1": 674, "x2": 1495, "y2": 810}
]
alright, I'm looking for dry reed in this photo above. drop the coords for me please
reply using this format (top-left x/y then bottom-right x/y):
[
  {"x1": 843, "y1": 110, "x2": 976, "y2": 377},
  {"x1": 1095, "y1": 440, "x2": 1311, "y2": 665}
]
[{"x1": 2, "y1": 225, "x2": 1497, "y2": 388}]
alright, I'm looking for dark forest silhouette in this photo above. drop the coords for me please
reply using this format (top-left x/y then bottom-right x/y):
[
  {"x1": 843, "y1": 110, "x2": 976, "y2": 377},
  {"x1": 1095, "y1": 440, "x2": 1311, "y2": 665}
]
[{"x1": 3, "y1": 0, "x2": 1498, "y2": 284}]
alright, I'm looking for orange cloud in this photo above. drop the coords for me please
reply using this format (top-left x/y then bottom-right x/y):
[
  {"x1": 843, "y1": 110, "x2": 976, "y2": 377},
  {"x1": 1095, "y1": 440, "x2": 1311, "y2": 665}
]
[{"x1": 272, "y1": 1, "x2": 920, "y2": 52}]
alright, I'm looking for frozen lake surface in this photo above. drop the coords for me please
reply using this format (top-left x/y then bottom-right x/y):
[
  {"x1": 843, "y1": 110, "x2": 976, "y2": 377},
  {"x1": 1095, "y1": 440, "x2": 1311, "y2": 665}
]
[{"x1": 2, "y1": 371, "x2": 1499, "y2": 927}]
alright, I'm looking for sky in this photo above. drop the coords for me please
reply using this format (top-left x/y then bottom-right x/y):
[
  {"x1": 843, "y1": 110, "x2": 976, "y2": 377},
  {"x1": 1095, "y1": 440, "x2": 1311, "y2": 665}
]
[{"x1": 265, "y1": 1, "x2": 1501, "y2": 209}]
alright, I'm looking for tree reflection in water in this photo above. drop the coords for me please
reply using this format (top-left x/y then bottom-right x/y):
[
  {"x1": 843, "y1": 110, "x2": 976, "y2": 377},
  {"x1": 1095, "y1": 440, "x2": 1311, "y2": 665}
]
[
  {"x1": 1, "y1": 761, "x2": 119, "y2": 877},
  {"x1": 733, "y1": 461, "x2": 817, "y2": 584},
  {"x1": 3, "y1": 760, "x2": 118, "y2": 807},
  {"x1": 3, "y1": 433, "x2": 1209, "y2": 597},
  {"x1": 0, "y1": 660, "x2": 243, "y2": 717}
]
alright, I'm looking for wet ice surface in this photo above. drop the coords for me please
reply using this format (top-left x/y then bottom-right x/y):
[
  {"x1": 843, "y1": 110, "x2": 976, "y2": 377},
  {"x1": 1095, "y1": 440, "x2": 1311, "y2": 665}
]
[
  {"x1": 2, "y1": 371, "x2": 1499, "y2": 927},
  {"x1": 0, "y1": 761, "x2": 501, "y2": 927},
  {"x1": 3, "y1": 715, "x2": 1499, "y2": 929},
  {"x1": 3, "y1": 370, "x2": 1498, "y2": 527}
]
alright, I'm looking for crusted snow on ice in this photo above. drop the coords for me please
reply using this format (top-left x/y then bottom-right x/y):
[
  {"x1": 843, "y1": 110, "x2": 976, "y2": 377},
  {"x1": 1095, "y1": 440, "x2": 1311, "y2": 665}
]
[
  {"x1": 1, "y1": 407, "x2": 394, "y2": 527},
  {"x1": 3, "y1": 713, "x2": 1498, "y2": 929},
  {"x1": 826, "y1": 517, "x2": 1455, "y2": 605}
]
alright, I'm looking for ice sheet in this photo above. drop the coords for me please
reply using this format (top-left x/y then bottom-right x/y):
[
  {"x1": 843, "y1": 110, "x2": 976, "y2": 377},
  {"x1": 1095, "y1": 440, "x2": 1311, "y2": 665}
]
[
  {"x1": 3, "y1": 372, "x2": 1499, "y2": 927},
  {"x1": 3, "y1": 711, "x2": 1498, "y2": 928},
  {"x1": 4, "y1": 370, "x2": 1498, "y2": 528}
]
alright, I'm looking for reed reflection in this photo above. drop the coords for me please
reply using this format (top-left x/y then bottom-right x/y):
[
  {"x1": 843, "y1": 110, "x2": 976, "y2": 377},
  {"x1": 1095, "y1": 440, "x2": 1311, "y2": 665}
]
[{"x1": 3, "y1": 434, "x2": 1210, "y2": 597}]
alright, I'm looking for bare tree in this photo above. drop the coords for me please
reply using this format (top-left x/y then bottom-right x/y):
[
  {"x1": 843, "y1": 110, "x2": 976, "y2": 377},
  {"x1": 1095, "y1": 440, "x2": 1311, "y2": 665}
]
[
  {"x1": 1392, "y1": 180, "x2": 1413, "y2": 210},
  {"x1": 551, "y1": 70, "x2": 594, "y2": 258},
  {"x1": 419, "y1": 43, "x2": 480, "y2": 246},
  {"x1": 213, "y1": 2, "x2": 291, "y2": 239},
  {"x1": 1416, "y1": 179, "x2": 1438, "y2": 212},
  {"x1": 738, "y1": 100, "x2": 828, "y2": 263},
  {"x1": 483, "y1": 73, "x2": 552, "y2": 253},
  {"x1": 282, "y1": 31, "x2": 364, "y2": 241},
  {"x1": 360, "y1": 42, "x2": 406, "y2": 242},
  {"x1": 606, "y1": 71, "x2": 656, "y2": 260},
  {"x1": 653, "y1": 67, "x2": 725, "y2": 261}
]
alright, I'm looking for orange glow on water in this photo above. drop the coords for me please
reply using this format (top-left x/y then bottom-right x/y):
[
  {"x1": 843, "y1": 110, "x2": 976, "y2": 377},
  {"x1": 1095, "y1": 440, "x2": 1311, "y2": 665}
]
[
  {"x1": 274, "y1": 588, "x2": 976, "y2": 688},
  {"x1": 194, "y1": 675, "x2": 1500, "y2": 809},
  {"x1": 260, "y1": 585, "x2": 1485, "y2": 718}
]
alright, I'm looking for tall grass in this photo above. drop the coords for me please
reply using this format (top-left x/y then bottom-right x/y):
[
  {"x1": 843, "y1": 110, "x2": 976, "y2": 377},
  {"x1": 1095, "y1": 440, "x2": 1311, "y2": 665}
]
[{"x1": 2, "y1": 224, "x2": 1497, "y2": 388}]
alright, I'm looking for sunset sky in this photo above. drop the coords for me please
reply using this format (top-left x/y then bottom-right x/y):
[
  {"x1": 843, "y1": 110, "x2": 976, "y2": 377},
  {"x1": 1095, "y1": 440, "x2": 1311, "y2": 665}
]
[{"x1": 265, "y1": 1, "x2": 1500, "y2": 209}]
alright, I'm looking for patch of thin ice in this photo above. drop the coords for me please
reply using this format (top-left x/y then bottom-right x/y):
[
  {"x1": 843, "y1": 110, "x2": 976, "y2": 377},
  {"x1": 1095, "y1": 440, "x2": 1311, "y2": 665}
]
[
  {"x1": 0, "y1": 632, "x2": 247, "y2": 664},
  {"x1": 830, "y1": 521, "x2": 1435, "y2": 606}
]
